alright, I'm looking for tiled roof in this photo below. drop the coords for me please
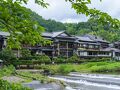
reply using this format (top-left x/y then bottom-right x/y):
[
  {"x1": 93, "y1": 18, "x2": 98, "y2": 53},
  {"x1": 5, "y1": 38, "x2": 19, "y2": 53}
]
[
  {"x1": 76, "y1": 36, "x2": 94, "y2": 42},
  {"x1": 100, "y1": 47, "x2": 120, "y2": 52},
  {"x1": 52, "y1": 31, "x2": 65, "y2": 37},
  {"x1": 42, "y1": 32, "x2": 53, "y2": 37},
  {"x1": 42, "y1": 31, "x2": 70, "y2": 38},
  {"x1": 84, "y1": 34, "x2": 109, "y2": 43}
]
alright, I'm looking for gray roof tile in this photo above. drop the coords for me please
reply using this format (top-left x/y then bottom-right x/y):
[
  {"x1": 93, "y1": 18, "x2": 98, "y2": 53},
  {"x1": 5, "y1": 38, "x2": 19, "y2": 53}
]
[
  {"x1": 76, "y1": 36, "x2": 94, "y2": 42},
  {"x1": 100, "y1": 47, "x2": 120, "y2": 52},
  {"x1": 84, "y1": 34, "x2": 109, "y2": 43}
]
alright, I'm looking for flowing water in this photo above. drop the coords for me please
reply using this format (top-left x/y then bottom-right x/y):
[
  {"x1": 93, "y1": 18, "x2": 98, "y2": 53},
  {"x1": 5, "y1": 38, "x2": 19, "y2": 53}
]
[
  {"x1": 50, "y1": 72, "x2": 120, "y2": 90},
  {"x1": 24, "y1": 73, "x2": 120, "y2": 90}
]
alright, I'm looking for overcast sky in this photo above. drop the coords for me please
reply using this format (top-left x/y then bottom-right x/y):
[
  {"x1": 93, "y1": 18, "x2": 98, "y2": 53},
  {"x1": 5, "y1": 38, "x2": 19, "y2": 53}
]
[{"x1": 24, "y1": 0, "x2": 120, "y2": 23}]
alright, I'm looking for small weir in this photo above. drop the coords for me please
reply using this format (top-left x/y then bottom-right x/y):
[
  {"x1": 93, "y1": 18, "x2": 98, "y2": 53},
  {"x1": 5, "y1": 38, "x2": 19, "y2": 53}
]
[
  {"x1": 23, "y1": 73, "x2": 120, "y2": 90},
  {"x1": 50, "y1": 73, "x2": 120, "y2": 90}
]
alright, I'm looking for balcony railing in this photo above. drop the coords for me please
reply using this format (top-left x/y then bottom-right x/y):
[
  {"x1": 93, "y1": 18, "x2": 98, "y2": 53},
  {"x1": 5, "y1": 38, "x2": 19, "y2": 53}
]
[
  {"x1": 79, "y1": 54, "x2": 111, "y2": 57},
  {"x1": 41, "y1": 47, "x2": 53, "y2": 50}
]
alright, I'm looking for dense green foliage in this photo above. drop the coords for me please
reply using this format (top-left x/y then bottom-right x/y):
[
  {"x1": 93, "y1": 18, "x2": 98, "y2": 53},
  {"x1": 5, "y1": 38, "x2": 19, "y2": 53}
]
[
  {"x1": 0, "y1": 65, "x2": 53, "y2": 90},
  {"x1": 0, "y1": 65, "x2": 15, "y2": 77},
  {"x1": 18, "y1": 54, "x2": 51, "y2": 65},
  {"x1": 0, "y1": 0, "x2": 120, "y2": 48},
  {"x1": 21, "y1": 49, "x2": 32, "y2": 59},
  {"x1": 30, "y1": 11, "x2": 66, "y2": 32},
  {"x1": 0, "y1": 0, "x2": 50, "y2": 49},
  {"x1": 0, "y1": 49, "x2": 111, "y2": 67},
  {"x1": 0, "y1": 65, "x2": 31, "y2": 90},
  {"x1": 52, "y1": 57, "x2": 66, "y2": 64},
  {"x1": 0, "y1": 49, "x2": 17, "y2": 65},
  {"x1": 65, "y1": 19, "x2": 120, "y2": 42},
  {"x1": 68, "y1": 54, "x2": 79, "y2": 63},
  {"x1": 0, "y1": 79, "x2": 31, "y2": 90},
  {"x1": 39, "y1": 61, "x2": 120, "y2": 75}
]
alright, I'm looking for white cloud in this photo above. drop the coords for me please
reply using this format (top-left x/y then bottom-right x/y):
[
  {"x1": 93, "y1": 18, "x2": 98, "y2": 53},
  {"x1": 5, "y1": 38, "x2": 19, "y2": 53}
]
[
  {"x1": 24, "y1": 0, "x2": 120, "y2": 23},
  {"x1": 89, "y1": 0, "x2": 120, "y2": 19}
]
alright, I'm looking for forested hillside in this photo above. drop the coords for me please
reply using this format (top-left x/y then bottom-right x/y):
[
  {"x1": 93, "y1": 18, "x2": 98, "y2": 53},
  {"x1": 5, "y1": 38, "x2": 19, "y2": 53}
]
[
  {"x1": 65, "y1": 19, "x2": 120, "y2": 42},
  {"x1": 29, "y1": 9, "x2": 120, "y2": 42},
  {"x1": 29, "y1": 9, "x2": 66, "y2": 32}
]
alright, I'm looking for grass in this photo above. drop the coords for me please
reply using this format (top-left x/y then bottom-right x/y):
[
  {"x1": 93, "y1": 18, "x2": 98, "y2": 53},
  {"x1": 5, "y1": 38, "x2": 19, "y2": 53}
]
[
  {"x1": 0, "y1": 79, "x2": 32, "y2": 90},
  {"x1": 0, "y1": 65, "x2": 57, "y2": 90},
  {"x1": 2, "y1": 61, "x2": 120, "y2": 90},
  {"x1": 16, "y1": 71, "x2": 55, "y2": 83},
  {"x1": 0, "y1": 65, "x2": 32, "y2": 90},
  {"x1": 39, "y1": 61, "x2": 120, "y2": 75},
  {"x1": 0, "y1": 65, "x2": 16, "y2": 78}
]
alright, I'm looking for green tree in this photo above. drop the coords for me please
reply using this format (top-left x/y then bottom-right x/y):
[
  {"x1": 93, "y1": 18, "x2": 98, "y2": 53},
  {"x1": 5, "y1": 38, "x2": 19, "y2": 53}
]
[
  {"x1": 66, "y1": 0, "x2": 120, "y2": 29},
  {"x1": 0, "y1": 0, "x2": 50, "y2": 49},
  {"x1": 0, "y1": 0, "x2": 120, "y2": 49}
]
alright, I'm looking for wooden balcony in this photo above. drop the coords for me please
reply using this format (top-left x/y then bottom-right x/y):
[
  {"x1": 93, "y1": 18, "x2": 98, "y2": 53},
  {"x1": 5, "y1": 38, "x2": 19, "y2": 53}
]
[{"x1": 79, "y1": 54, "x2": 111, "y2": 58}]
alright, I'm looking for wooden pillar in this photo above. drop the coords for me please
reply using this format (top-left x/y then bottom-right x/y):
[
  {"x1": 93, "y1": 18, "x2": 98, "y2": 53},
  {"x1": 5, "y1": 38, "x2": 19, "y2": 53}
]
[
  {"x1": 52, "y1": 44, "x2": 55, "y2": 58},
  {"x1": 67, "y1": 42, "x2": 68, "y2": 58},
  {"x1": 57, "y1": 42, "x2": 60, "y2": 56}
]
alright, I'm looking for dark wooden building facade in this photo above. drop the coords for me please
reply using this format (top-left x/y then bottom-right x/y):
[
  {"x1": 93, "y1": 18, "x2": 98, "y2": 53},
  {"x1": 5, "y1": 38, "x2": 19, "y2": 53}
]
[
  {"x1": 1, "y1": 31, "x2": 120, "y2": 60},
  {"x1": 28, "y1": 31, "x2": 77, "y2": 58}
]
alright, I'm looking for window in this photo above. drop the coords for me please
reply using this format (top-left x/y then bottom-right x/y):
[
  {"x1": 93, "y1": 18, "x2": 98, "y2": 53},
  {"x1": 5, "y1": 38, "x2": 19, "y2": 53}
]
[
  {"x1": 88, "y1": 52, "x2": 97, "y2": 55},
  {"x1": 89, "y1": 45, "x2": 94, "y2": 49},
  {"x1": 83, "y1": 44, "x2": 87, "y2": 48},
  {"x1": 95, "y1": 45, "x2": 99, "y2": 49},
  {"x1": 79, "y1": 51, "x2": 84, "y2": 56}
]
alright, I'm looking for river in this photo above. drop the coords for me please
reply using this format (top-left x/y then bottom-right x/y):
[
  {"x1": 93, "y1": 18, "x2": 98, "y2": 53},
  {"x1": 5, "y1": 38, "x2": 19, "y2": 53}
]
[{"x1": 24, "y1": 72, "x2": 120, "y2": 90}]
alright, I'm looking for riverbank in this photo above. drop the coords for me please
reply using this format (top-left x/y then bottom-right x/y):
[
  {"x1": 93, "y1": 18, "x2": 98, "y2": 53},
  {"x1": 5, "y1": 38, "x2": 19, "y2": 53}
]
[
  {"x1": 39, "y1": 61, "x2": 120, "y2": 75},
  {"x1": 1, "y1": 61, "x2": 120, "y2": 90},
  {"x1": 0, "y1": 65, "x2": 65, "y2": 90}
]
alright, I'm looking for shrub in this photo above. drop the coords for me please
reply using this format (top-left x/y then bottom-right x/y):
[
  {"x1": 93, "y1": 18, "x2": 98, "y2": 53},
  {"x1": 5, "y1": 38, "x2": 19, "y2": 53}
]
[
  {"x1": 20, "y1": 49, "x2": 31, "y2": 60},
  {"x1": 0, "y1": 79, "x2": 31, "y2": 90},
  {"x1": 58, "y1": 64, "x2": 74, "y2": 75},
  {"x1": 0, "y1": 49, "x2": 17, "y2": 65},
  {"x1": 52, "y1": 57, "x2": 65, "y2": 64},
  {"x1": 68, "y1": 54, "x2": 79, "y2": 63},
  {"x1": 0, "y1": 65, "x2": 16, "y2": 77},
  {"x1": 15, "y1": 54, "x2": 51, "y2": 66},
  {"x1": 40, "y1": 55, "x2": 51, "y2": 64},
  {"x1": 98, "y1": 58, "x2": 111, "y2": 61},
  {"x1": 33, "y1": 55, "x2": 51, "y2": 64}
]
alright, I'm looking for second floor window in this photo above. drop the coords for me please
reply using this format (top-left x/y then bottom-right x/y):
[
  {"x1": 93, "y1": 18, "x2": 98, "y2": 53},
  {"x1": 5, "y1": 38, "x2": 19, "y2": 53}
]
[{"x1": 89, "y1": 45, "x2": 94, "y2": 49}]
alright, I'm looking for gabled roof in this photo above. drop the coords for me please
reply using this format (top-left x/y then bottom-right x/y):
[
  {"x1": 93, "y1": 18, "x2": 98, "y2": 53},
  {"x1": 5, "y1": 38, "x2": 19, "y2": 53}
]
[
  {"x1": 52, "y1": 31, "x2": 65, "y2": 37},
  {"x1": 42, "y1": 31, "x2": 72, "y2": 38},
  {"x1": 76, "y1": 36, "x2": 94, "y2": 42},
  {"x1": 42, "y1": 32, "x2": 53, "y2": 37},
  {"x1": 84, "y1": 34, "x2": 109, "y2": 43}
]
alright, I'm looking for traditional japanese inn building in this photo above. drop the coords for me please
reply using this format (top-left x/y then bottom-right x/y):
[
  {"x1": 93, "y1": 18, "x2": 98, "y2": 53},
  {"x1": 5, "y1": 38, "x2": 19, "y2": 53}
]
[
  {"x1": 0, "y1": 31, "x2": 120, "y2": 60},
  {"x1": 29, "y1": 31, "x2": 77, "y2": 58}
]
